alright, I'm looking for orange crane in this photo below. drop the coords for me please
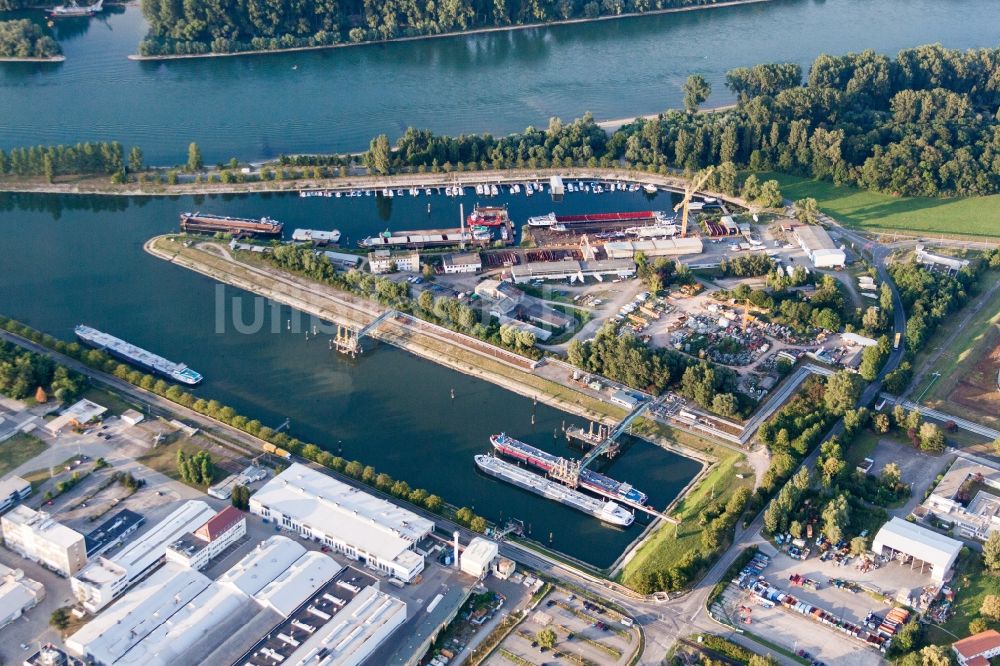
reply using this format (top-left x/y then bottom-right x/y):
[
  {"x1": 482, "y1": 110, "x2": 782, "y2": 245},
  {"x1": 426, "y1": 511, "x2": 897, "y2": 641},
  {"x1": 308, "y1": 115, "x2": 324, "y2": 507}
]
[{"x1": 674, "y1": 167, "x2": 715, "y2": 238}]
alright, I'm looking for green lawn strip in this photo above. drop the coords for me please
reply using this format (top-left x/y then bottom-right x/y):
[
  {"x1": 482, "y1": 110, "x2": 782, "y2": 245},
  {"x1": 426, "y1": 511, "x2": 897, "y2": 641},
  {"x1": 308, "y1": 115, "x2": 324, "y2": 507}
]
[
  {"x1": 0, "y1": 431, "x2": 47, "y2": 478},
  {"x1": 760, "y1": 172, "x2": 1000, "y2": 239},
  {"x1": 739, "y1": 630, "x2": 811, "y2": 665},
  {"x1": 933, "y1": 549, "x2": 1000, "y2": 640},
  {"x1": 619, "y1": 447, "x2": 751, "y2": 589},
  {"x1": 498, "y1": 648, "x2": 537, "y2": 666},
  {"x1": 82, "y1": 386, "x2": 142, "y2": 416}
]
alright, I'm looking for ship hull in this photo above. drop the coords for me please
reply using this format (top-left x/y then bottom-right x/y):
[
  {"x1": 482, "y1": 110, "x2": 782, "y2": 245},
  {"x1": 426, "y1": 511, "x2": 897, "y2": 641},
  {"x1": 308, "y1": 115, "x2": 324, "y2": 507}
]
[
  {"x1": 490, "y1": 434, "x2": 648, "y2": 508},
  {"x1": 75, "y1": 326, "x2": 202, "y2": 386},
  {"x1": 475, "y1": 455, "x2": 633, "y2": 527}
]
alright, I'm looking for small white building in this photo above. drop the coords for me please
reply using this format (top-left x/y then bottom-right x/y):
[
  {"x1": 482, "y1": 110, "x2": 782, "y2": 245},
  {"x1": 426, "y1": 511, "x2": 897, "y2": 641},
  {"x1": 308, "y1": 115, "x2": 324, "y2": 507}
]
[
  {"x1": 442, "y1": 252, "x2": 482, "y2": 274},
  {"x1": 120, "y1": 409, "x2": 144, "y2": 426},
  {"x1": 1, "y1": 506, "x2": 87, "y2": 577},
  {"x1": 611, "y1": 390, "x2": 641, "y2": 411},
  {"x1": 0, "y1": 475, "x2": 31, "y2": 513},
  {"x1": 369, "y1": 249, "x2": 421, "y2": 274},
  {"x1": 792, "y1": 225, "x2": 846, "y2": 268},
  {"x1": 165, "y1": 505, "x2": 246, "y2": 571},
  {"x1": 916, "y1": 245, "x2": 970, "y2": 274},
  {"x1": 45, "y1": 399, "x2": 107, "y2": 435},
  {"x1": 871, "y1": 517, "x2": 962, "y2": 582},
  {"x1": 841, "y1": 332, "x2": 879, "y2": 347},
  {"x1": 0, "y1": 562, "x2": 45, "y2": 630},
  {"x1": 460, "y1": 537, "x2": 499, "y2": 578}
]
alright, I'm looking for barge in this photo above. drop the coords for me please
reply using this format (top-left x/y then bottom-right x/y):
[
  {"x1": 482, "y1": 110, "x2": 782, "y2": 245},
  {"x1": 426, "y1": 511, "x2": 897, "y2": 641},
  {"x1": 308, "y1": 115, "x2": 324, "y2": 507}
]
[
  {"x1": 474, "y1": 455, "x2": 634, "y2": 526},
  {"x1": 527, "y1": 210, "x2": 672, "y2": 229},
  {"x1": 74, "y1": 325, "x2": 202, "y2": 385},
  {"x1": 490, "y1": 433, "x2": 648, "y2": 508},
  {"x1": 292, "y1": 228, "x2": 342, "y2": 245},
  {"x1": 180, "y1": 212, "x2": 283, "y2": 238},
  {"x1": 358, "y1": 228, "x2": 475, "y2": 249},
  {"x1": 50, "y1": 0, "x2": 102, "y2": 17}
]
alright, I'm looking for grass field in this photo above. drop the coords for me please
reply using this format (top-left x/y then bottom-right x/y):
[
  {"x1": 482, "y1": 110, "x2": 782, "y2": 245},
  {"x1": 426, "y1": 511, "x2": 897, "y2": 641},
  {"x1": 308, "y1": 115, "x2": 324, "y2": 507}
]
[
  {"x1": 619, "y1": 443, "x2": 752, "y2": 589},
  {"x1": 0, "y1": 432, "x2": 47, "y2": 478},
  {"x1": 761, "y1": 172, "x2": 1000, "y2": 239},
  {"x1": 925, "y1": 550, "x2": 998, "y2": 644}
]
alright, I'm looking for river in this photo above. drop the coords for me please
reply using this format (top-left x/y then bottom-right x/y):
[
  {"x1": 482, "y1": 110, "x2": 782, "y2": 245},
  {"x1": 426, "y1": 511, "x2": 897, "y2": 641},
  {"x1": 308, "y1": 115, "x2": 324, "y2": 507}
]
[
  {"x1": 0, "y1": 187, "x2": 704, "y2": 568},
  {"x1": 1, "y1": 0, "x2": 999, "y2": 163}
]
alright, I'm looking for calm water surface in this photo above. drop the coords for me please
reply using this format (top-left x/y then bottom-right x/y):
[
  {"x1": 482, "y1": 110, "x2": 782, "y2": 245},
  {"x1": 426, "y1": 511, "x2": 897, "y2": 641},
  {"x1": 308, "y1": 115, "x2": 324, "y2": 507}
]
[
  {"x1": 0, "y1": 189, "x2": 701, "y2": 567},
  {"x1": 1, "y1": 0, "x2": 998, "y2": 162}
]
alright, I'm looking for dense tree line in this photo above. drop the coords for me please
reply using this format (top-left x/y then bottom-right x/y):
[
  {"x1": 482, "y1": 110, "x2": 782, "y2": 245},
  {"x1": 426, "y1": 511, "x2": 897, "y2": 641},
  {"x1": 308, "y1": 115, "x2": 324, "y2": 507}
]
[
  {"x1": 138, "y1": 0, "x2": 742, "y2": 56},
  {"x1": 613, "y1": 45, "x2": 1000, "y2": 197},
  {"x1": 176, "y1": 450, "x2": 216, "y2": 485},
  {"x1": 0, "y1": 19, "x2": 61, "y2": 58},
  {"x1": 0, "y1": 340, "x2": 86, "y2": 402},
  {"x1": 567, "y1": 323, "x2": 748, "y2": 416},
  {"x1": 0, "y1": 141, "x2": 130, "y2": 182},
  {"x1": 718, "y1": 254, "x2": 775, "y2": 278},
  {"x1": 888, "y1": 259, "x2": 976, "y2": 351},
  {"x1": 0, "y1": 315, "x2": 489, "y2": 533},
  {"x1": 354, "y1": 45, "x2": 1000, "y2": 199}
]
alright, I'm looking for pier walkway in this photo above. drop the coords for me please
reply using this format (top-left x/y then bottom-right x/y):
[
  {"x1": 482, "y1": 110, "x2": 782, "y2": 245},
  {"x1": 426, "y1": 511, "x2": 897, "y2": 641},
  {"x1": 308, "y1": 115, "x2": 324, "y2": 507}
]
[{"x1": 579, "y1": 399, "x2": 655, "y2": 469}]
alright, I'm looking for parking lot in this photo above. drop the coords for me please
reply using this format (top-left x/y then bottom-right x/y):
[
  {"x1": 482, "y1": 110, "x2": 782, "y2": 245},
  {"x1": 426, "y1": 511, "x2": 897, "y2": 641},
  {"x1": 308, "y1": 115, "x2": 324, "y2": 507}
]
[
  {"x1": 487, "y1": 587, "x2": 640, "y2": 666},
  {"x1": 717, "y1": 542, "x2": 937, "y2": 666}
]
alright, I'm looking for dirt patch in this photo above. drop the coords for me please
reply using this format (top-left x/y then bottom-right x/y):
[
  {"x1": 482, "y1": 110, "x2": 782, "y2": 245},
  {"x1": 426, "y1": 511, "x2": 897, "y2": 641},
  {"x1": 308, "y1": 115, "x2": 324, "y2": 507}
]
[{"x1": 947, "y1": 327, "x2": 1000, "y2": 428}]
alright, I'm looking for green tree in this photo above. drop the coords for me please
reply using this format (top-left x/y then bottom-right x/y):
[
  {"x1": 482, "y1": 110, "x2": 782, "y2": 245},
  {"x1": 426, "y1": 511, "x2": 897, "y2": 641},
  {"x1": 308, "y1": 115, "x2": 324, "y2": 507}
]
[
  {"x1": 821, "y1": 494, "x2": 849, "y2": 543},
  {"x1": 682, "y1": 74, "x2": 711, "y2": 113},
  {"x1": 187, "y1": 142, "x2": 203, "y2": 171},
  {"x1": 128, "y1": 146, "x2": 144, "y2": 173},
  {"x1": 368, "y1": 134, "x2": 391, "y2": 175},
  {"x1": 982, "y1": 595, "x2": 1000, "y2": 620},
  {"x1": 850, "y1": 535, "x2": 869, "y2": 555},
  {"x1": 873, "y1": 412, "x2": 891, "y2": 433},
  {"x1": 969, "y1": 617, "x2": 990, "y2": 634},
  {"x1": 748, "y1": 656, "x2": 779, "y2": 666},
  {"x1": 824, "y1": 371, "x2": 862, "y2": 416},
  {"x1": 919, "y1": 422, "x2": 945, "y2": 452},
  {"x1": 536, "y1": 628, "x2": 557, "y2": 649},
  {"x1": 984, "y1": 532, "x2": 1000, "y2": 571},
  {"x1": 795, "y1": 197, "x2": 820, "y2": 224},
  {"x1": 50, "y1": 607, "x2": 70, "y2": 631}
]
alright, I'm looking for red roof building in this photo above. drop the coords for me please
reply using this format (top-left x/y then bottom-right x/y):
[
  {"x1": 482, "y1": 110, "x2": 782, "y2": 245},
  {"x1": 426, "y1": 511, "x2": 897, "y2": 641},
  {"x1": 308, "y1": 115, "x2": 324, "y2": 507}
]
[
  {"x1": 195, "y1": 505, "x2": 243, "y2": 543},
  {"x1": 953, "y1": 630, "x2": 1000, "y2": 666}
]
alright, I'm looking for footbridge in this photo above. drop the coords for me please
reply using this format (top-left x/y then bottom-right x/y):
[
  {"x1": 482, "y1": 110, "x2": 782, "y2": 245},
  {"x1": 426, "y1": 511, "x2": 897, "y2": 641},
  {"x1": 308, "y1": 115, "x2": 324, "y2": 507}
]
[{"x1": 332, "y1": 309, "x2": 398, "y2": 356}]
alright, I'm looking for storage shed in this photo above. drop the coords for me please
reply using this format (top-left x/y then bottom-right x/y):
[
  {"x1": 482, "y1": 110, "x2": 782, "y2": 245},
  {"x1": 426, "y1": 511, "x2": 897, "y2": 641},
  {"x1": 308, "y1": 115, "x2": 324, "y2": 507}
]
[{"x1": 871, "y1": 517, "x2": 962, "y2": 582}]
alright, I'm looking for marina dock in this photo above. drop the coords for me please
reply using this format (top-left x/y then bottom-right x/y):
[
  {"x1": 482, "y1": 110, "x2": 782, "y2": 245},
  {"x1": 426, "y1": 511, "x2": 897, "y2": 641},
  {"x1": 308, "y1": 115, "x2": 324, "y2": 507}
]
[{"x1": 180, "y1": 212, "x2": 283, "y2": 238}]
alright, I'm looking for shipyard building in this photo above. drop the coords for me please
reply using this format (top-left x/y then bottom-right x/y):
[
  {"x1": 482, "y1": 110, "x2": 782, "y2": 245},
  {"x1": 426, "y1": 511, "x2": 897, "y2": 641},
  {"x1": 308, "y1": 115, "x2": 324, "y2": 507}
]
[{"x1": 249, "y1": 463, "x2": 434, "y2": 582}]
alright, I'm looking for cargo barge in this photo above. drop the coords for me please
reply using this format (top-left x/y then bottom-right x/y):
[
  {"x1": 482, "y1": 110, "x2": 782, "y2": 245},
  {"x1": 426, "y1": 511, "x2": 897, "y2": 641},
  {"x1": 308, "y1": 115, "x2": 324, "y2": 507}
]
[
  {"x1": 292, "y1": 228, "x2": 342, "y2": 245},
  {"x1": 74, "y1": 325, "x2": 202, "y2": 385},
  {"x1": 358, "y1": 227, "x2": 481, "y2": 249},
  {"x1": 474, "y1": 455, "x2": 634, "y2": 527},
  {"x1": 180, "y1": 212, "x2": 283, "y2": 238},
  {"x1": 490, "y1": 433, "x2": 648, "y2": 508},
  {"x1": 527, "y1": 210, "x2": 672, "y2": 229}
]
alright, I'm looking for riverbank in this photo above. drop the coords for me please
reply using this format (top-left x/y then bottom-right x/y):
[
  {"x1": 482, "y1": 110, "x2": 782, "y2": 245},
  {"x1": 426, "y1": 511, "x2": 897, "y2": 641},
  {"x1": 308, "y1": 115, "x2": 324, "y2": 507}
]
[
  {"x1": 127, "y1": 0, "x2": 772, "y2": 61},
  {"x1": 0, "y1": 55, "x2": 65, "y2": 63},
  {"x1": 0, "y1": 166, "x2": 737, "y2": 201}
]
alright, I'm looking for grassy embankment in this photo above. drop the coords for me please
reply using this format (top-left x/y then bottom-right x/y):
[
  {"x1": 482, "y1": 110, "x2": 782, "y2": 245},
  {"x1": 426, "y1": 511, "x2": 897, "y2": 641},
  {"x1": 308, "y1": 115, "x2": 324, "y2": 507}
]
[
  {"x1": 0, "y1": 432, "x2": 47, "y2": 477},
  {"x1": 911, "y1": 272, "x2": 1000, "y2": 406},
  {"x1": 762, "y1": 172, "x2": 1000, "y2": 239},
  {"x1": 619, "y1": 420, "x2": 753, "y2": 589}
]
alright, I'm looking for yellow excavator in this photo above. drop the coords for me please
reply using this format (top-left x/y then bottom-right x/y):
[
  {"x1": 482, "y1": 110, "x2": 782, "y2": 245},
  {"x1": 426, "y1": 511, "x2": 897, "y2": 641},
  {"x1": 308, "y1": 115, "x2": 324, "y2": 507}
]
[{"x1": 674, "y1": 166, "x2": 715, "y2": 238}]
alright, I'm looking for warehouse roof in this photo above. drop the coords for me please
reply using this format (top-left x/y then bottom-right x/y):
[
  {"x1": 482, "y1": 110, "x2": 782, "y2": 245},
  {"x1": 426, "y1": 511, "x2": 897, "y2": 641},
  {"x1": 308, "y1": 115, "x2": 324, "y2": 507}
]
[
  {"x1": 108, "y1": 500, "x2": 216, "y2": 576},
  {"x1": 954, "y1": 630, "x2": 1000, "y2": 661},
  {"x1": 255, "y1": 551, "x2": 343, "y2": 617},
  {"x1": 872, "y1": 517, "x2": 962, "y2": 570},
  {"x1": 67, "y1": 564, "x2": 211, "y2": 664},
  {"x1": 461, "y1": 537, "x2": 499, "y2": 568},
  {"x1": 792, "y1": 225, "x2": 837, "y2": 251},
  {"x1": 217, "y1": 535, "x2": 307, "y2": 597},
  {"x1": 3, "y1": 506, "x2": 83, "y2": 548},
  {"x1": 252, "y1": 465, "x2": 433, "y2": 564}
]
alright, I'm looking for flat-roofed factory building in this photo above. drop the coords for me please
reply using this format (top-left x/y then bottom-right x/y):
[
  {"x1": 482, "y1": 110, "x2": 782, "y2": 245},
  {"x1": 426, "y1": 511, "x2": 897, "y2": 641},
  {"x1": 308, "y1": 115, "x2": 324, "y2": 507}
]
[{"x1": 249, "y1": 463, "x2": 433, "y2": 583}]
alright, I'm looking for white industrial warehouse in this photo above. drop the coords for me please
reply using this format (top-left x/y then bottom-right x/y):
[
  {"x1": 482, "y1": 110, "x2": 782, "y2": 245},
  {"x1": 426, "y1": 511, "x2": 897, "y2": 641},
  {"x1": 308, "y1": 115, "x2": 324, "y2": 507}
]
[
  {"x1": 792, "y1": 225, "x2": 846, "y2": 268},
  {"x1": 871, "y1": 517, "x2": 962, "y2": 583},
  {"x1": 249, "y1": 463, "x2": 434, "y2": 582},
  {"x1": 460, "y1": 537, "x2": 499, "y2": 578}
]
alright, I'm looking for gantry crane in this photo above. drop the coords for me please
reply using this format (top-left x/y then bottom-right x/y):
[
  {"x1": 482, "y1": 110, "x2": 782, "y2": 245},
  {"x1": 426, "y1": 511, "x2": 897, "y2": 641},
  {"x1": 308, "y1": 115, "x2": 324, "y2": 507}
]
[{"x1": 674, "y1": 166, "x2": 715, "y2": 238}]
